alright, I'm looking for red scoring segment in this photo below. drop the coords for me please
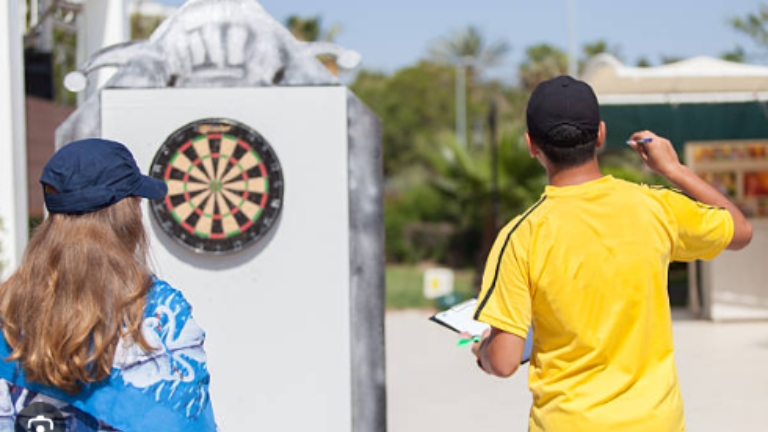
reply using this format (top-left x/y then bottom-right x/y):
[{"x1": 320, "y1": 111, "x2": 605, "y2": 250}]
[{"x1": 178, "y1": 141, "x2": 192, "y2": 153}]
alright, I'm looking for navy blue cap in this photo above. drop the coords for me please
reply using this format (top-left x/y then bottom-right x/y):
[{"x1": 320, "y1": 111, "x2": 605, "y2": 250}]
[{"x1": 41, "y1": 138, "x2": 167, "y2": 215}]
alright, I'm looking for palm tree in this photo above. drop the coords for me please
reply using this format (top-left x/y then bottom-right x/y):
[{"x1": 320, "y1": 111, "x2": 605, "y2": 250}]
[
  {"x1": 731, "y1": 5, "x2": 768, "y2": 57},
  {"x1": 424, "y1": 130, "x2": 546, "y2": 284},
  {"x1": 429, "y1": 26, "x2": 510, "y2": 75},
  {"x1": 518, "y1": 44, "x2": 568, "y2": 92},
  {"x1": 429, "y1": 26, "x2": 510, "y2": 146},
  {"x1": 285, "y1": 15, "x2": 342, "y2": 75}
]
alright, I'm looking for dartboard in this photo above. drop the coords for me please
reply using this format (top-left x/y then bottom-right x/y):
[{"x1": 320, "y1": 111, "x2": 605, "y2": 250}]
[{"x1": 149, "y1": 118, "x2": 284, "y2": 254}]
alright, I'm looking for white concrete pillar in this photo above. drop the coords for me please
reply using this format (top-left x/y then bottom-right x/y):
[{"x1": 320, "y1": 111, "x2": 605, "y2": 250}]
[
  {"x1": 76, "y1": 0, "x2": 128, "y2": 101},
  {"x1": 0, "y1": 0, "x2": 29, "y2": 280}
]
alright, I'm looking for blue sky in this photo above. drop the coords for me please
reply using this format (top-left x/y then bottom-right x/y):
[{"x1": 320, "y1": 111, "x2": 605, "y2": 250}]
[{"x1": 157, "y1": 0, "x2": 767, "y2": 81}]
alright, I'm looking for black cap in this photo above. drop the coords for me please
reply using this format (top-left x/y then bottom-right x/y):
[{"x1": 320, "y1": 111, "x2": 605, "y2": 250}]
[
  {"x1": 41, "y1": 138, "x2": 168, "y2": 215},
  {"x1": 526, "y1": 75, "x2": 600, "y2": 145}
]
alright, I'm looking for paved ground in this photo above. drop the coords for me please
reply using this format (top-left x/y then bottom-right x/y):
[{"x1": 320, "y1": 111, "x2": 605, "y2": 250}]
[{"x1": 386, "y1": 309, "x2": 768, "y2": 432}]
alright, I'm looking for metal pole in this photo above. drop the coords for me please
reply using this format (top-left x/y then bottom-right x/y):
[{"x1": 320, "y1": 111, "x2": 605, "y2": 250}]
[
  {"x1": 455, "y1": 62, "x2": 467, "y2": 147},
  {"x1": 567, "y1": 0, "x2": 578, "y2": 77},
  {"x1": 488, "y1": 100, "x2": 499, "y2": 231}
]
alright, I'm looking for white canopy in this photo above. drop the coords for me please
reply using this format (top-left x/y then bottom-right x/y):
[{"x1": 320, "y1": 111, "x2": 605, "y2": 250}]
[{"x1": 581, "y1": 54, "x2": 768, "y2": 105}]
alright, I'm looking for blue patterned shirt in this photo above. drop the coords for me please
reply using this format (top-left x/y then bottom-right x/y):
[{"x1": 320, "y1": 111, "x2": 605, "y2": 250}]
[{"x1": 0, "y1": 279, "x2": 216, "y2": 431}]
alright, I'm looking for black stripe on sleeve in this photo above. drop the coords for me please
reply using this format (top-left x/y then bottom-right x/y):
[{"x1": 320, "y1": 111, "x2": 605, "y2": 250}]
[
  {"x1": 474, "y1": 197, "x2": 547, "y2": 320},
  {"x1": 649, "y1": 185, "x2": 721, "y2": 210}
]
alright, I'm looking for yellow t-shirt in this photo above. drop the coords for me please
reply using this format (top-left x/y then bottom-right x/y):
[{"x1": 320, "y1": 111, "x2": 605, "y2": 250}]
[{"x1": 474, "y1": 175, "x2": 733, "y2": 432}]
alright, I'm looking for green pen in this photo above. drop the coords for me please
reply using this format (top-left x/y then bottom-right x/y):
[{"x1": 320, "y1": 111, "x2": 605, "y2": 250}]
[{"x1": 457, "y1": 335, "x2": 482, "y2": 347}]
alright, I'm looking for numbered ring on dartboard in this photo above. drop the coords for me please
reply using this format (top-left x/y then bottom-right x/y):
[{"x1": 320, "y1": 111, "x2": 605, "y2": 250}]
[{"x1": 149, "y1": 118, "x2": 284, "y2": 254}]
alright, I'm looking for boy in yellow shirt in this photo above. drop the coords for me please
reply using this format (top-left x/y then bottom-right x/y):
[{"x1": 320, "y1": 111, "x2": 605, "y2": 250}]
[{"x1": 471, "y1": 76, "x2": 752, "y2": 431}]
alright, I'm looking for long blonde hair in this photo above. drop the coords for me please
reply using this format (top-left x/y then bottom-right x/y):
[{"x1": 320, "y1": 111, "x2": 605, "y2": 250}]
[{"x1": 0, "y1": 197, "x2": 153, "y2": 393}]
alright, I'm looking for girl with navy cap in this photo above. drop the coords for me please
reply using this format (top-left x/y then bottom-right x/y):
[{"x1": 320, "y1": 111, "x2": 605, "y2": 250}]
[{"x1": 0, "y1": 139, "x2": 216, "y2": 431}]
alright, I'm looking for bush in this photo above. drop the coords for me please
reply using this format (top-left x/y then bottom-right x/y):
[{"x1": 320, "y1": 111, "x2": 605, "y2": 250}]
[{"x1": 385, "y1": 182, "x2": 455, "y2": 263}]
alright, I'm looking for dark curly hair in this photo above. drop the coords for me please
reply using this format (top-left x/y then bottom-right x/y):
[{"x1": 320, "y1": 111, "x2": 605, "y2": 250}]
[{"x1": 531, "y1": 124, "x2": 597, "y2": 168}]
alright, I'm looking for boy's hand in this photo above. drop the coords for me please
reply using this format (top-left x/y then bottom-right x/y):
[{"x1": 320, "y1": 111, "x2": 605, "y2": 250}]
[
  {"x1": 470, "y1": 328, "x2": 491, "y2": 359},
  {"x1": 629, "y1": 130, "x2": 752, "y2": 250},
  {"x1": 460, "y1": 329, "x2": 491, "y2": 373},
  {"x1": 627, "y1": 131, "x2": 683, "y2": 178}
]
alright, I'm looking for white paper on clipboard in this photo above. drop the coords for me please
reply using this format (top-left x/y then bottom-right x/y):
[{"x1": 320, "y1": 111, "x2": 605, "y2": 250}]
[
  {"x1": 429, "y1": 298, "x2": 489, "y2": 336},
  {"x1": 430, "y1": 297, "x2": 534, "y2": 364}
]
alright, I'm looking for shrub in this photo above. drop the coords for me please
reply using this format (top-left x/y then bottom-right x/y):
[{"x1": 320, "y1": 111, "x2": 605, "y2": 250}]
[{"x1": 385, "y1": 182, "x2": 454, "y2": 263}]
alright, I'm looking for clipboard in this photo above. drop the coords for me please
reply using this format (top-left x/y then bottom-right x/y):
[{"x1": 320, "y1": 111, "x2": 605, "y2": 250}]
[{"x1": 429, "y1": 298, "x2": 534, "y2": 364}]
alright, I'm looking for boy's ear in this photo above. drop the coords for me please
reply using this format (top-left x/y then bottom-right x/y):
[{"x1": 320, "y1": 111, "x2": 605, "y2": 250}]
[
  {"x1": 525, "y1": 133, "x2": 539, "y2": 158},
  {"x1": 596, "y1": 121, "x2": 606, "y2": 150}
]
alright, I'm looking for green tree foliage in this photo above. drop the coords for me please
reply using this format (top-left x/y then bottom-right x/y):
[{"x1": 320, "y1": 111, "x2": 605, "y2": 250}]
[
  {"x1": 421, "y1": 131, "x2": 546, "y2": 266},
  {"x1": 351, "y1": 58, "x2": 529, "y2": 266},
  {"x1": 384, "y1": 181, "x2": 452, "y2": 263},
  {"x1": 519, "y1": 44, "x2": 568, "y2": 92},
  {"x1": 352, "y1": 37, "x2": 645, "y2": 268},
  {"x1": 731, "y1": 5, "x2": 768, "y2": 54},
  {"x1": 720, "y1": 46, "x2": 746, "y2": 63},
  {"x1": 635, "y1": 57, "x2": 652, "y2": 67},
  {"x1": 351, "y1": 62, "x2": 461, "y2": 175},
  {"x1": 722, "y1": 4, "x2": 768, "y2": 63}
]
